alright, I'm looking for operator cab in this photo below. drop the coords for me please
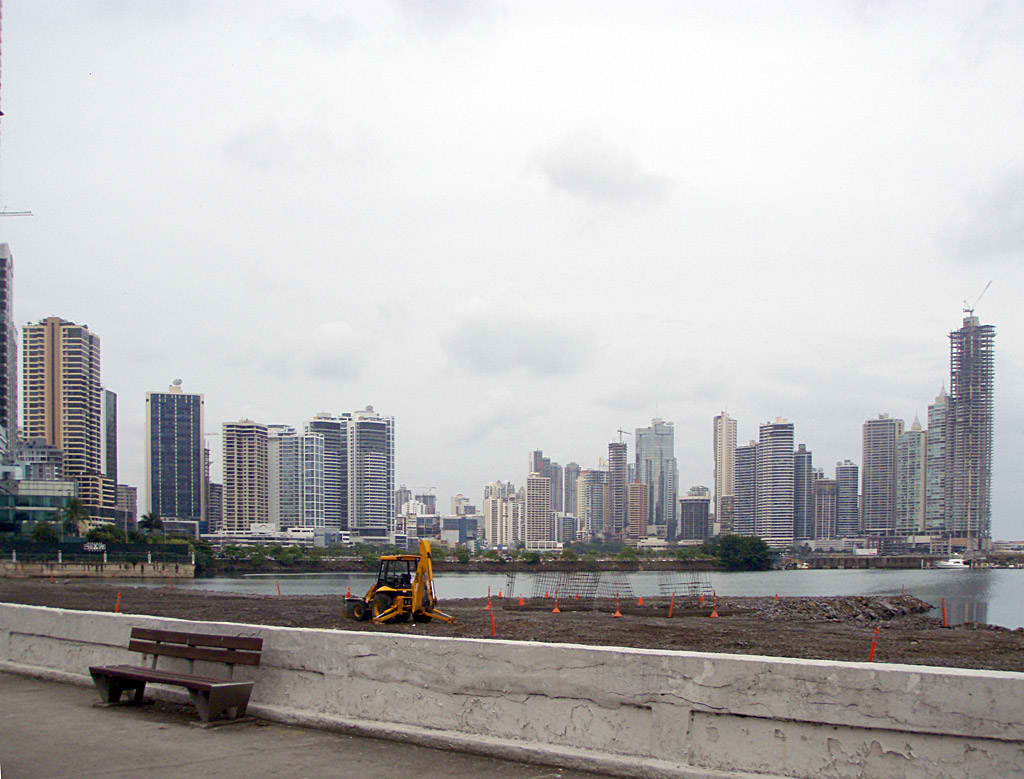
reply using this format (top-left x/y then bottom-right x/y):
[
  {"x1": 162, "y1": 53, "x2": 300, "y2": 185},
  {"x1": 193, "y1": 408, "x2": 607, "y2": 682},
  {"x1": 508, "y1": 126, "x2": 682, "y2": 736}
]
[{"x1": 377, "y1": 558, "x2": 413, "y2": 589}]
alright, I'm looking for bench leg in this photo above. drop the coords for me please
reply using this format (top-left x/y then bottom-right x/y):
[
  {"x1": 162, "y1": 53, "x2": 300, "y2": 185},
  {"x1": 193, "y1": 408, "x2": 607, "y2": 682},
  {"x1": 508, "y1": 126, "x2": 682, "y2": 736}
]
[
  {"x1": 188, "y1": 687, "x2": 252, "y2": 723},
  {"x1": 91, "y1": 674, "x2": 146, "y2": 706}
]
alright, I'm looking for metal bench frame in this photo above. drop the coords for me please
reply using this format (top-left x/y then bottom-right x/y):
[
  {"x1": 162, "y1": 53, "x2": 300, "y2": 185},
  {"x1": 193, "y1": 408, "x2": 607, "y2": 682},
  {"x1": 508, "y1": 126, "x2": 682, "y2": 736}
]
[{"x1": 89, "y1": 627, "x2": 262, "y2": 724}]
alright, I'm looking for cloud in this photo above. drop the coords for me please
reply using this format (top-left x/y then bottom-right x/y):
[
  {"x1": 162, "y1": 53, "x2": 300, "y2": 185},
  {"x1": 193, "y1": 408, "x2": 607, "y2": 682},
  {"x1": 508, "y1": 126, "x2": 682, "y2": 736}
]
[
  {"x1": 223, "y1": 122, "x2": 288, "y2": 170},
  {"x1": 445, "y1": 314, "x2": 593, "y2": 377},
  {"x1": 535, "y1": 131, "x2": 672, "y2": 206},
  {"x1": 392, "y1": 0, "x2": 497, "y2": 32},
  {"x1": 287, "y1": 14, "x2": 356, "y2": 51},
  {"x1": 302, "y1": 321, "x2": 365, "y2": 381},
  {"x1": 955, "y1": 167, "x2": 1024, "y2": 262}
]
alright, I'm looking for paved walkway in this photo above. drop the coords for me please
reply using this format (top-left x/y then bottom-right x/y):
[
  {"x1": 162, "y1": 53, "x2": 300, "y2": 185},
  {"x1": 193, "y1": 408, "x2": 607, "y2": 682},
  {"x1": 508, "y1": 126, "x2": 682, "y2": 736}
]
[{"x1": 0, "y1": 673, "x2": 604, "y2": 778}]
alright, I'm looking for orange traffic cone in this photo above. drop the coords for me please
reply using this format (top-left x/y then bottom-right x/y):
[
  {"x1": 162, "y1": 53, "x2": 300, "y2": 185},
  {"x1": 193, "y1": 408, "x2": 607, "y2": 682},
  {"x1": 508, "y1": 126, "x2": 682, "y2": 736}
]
[
  {"x1": 774, "y1": 593, "x2": 778, "y2": 601},
  {"x1": 518, "y1": 595, "x2": 525, "y2": 607},
  {"x1": 637, "y1": 596, "x2": 644, "y2": 607},
  {"x1": 498, "y1": 590, "x2": 502, "y2": 598},
  {"x1": 613, "y1": 594, "x2": 623, "y2": 618},
  {"x1": 552, "y1": 590, "x2": 561, "y2": 614},
  {"x1": 868, "y1": 625, "x2": 880, "y2": 662},
  {"x1": 699, "y1": 593, "x2": 704, "y2": 604},
  {"x1": 710, "y1": 597, "x2": 719, "y2": 619},
  {"x1": 485, "y1": 597, "x2": 492, "y2": 611},
  {"x1": 901, "y1": 584, "x2": 905, "y2": 597},
  {"x1": 346, "y1": 585, "x2": 352, "y2": 597},
  {"x1": 49, "y1": 572, "x2": 55, "y2": 584},
  {"x1": 490, "y1": 610, "x2": 497, "y2": 637},
  {"x1": 544, "y1": 591, "x2": 550, "y2": 599},
  {"x1": 668, "y1": 593, "x2": 675, "y2": 618},
  {"x1": 114, "y1": 592, "x2": 122, "y2": 613}
]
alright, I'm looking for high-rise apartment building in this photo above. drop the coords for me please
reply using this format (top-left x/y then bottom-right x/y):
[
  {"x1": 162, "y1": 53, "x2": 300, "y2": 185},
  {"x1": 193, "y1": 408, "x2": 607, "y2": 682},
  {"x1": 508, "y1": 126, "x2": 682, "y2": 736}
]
[
  {"x1": 115, "y1": 483, "x2": 138, "y2": 527},
  {"x1": 393, "y1": 485, "x2": 413, "y2": 519},
  {"x1": 947, "y1": 313, "x2": 995, "y2": 543},
  {"x1": 755, "y1": 418, "x2": 794, "y2": 548},
  {"x1": 22, "y1": 317, "x2": 114, "y2": 522},
  {"x1": 635, "y1": 418, "x2": 678, "y2": 538},
  {"x1": 679, "y1": 494, "x2": 711, "y2": 540},
  {"x1": 627, "y1": 481, "x2": 648, "y2": 539},
  {"x1": 576, "y1": 469, "x2": 607, "y2": 539},
  {"x1": 896, "y1": 418, "x2": 926, "y2": 534},
  {"x1": 563, "y1": 462, "x2": 580, "y2": 517},
  {"x1": 145, "y1": 381, "x2": 205, "y2": 522},
  {"x1": 607, "y1": 441, "x2": 628, "y2": 540},
  {"x1": 0, "y1": 245, "x2": 15, "y2": 455},
  {"x1": 267, "y1": 425, "x2": 325, "y2": 530},
  {"x1": 222, "y1": 420, "x2": 268, "y2": 533},
  {"x1": 812, "y1": 473, "x2": 837, "y2": 539},
  {"x1": 713, "y1": 412, "x2": 737, "y2": 528},
  {"x1": 734, "y1": 442, "x2": 757, "y2": 536},
  {"x1": 525, "y1": 472, "x2": 552, "y2": 549},
  {"x1": 483, "y1": 493, "x2": 522, "y2": 548},
  {"x1": 861, "y1": 414, "x2": 904, "y2": 535},
  {"x1": 347, "y1": 406, "x2": 394, "y2": 538},
  {"x1": 207, "y1": 482, "x2": 223, "y2": 531},
  {"x1": 793, "y1": 443, "x2": 813, "y2": 541},
  {"x1": 925, "y1": 388, "x2": 948, "y2": 532},
  {"x1": 305, "y1": 412, "x2": 350, "y2": 530},
  {"x1": 102, "y1": 389, "x2": 117, "y2": 483},
  {"x1": 835, "y1": 460, "x2": 860, "y2": 536}
]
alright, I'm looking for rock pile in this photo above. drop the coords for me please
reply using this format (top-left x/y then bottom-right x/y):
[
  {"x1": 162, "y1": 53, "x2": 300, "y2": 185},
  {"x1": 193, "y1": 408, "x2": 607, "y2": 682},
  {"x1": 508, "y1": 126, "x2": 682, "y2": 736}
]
[{"x1": 752, "y1": 594, "x2": 933, "y2": 623}]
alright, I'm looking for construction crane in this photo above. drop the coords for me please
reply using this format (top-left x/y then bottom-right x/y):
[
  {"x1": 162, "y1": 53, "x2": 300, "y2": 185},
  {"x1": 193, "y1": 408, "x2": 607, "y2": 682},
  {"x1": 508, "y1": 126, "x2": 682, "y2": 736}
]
[
  {"x1": 616, "y1": 428, "x2": 633, "y2": 444},
  {"x1": 963, "y1": 280, "x2": 992, "y2": 316}
]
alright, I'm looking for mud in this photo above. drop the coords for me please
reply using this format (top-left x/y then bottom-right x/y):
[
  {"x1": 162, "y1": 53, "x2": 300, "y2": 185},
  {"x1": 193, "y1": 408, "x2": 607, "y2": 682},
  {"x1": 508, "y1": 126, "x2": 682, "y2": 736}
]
[{"x1": 2, "y1": 578, "x2": 1022, "y2": 671}]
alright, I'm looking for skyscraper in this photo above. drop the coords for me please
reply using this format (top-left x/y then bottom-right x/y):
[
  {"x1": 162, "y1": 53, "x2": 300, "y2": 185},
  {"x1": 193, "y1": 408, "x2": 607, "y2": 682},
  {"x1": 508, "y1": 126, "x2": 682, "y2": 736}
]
[
  {"x1": 627, "y1": 480, "x2": 648, "y2": 539},
  {"x1": 305, "y1": 412, "x2": 350, "y2": 530},
  {"x1": 547, "y1": 461, "x2": 563, "y2": 512},
  {"x1": 812, "y1": 473, "x2": 837, "y2": 539},
  {"x1": 145, "y1": 380, "x2": 205, "y2": 522},
  {"x1": 755, "y1": 419, "x2": 794, "y2": 548},
  {"x1": 734, "y1": 442, "x2": 757, "y2": 536},
  {"x1": 347, "y1": 406, "x2": 394, "y2": 538},
  {"x1": 576, "y1": 469, "x2": 607, "y2": 539},
  {"x1": 269, "y1": 425, "x2": 323, "y2": 529},
  {"x1": 835, "y1": 460, "x2": 860, "y2": 537},
  {"x1": 925, "y1": 388, "x2": 948, "y2": 532},
  {"x1": 679, "y1": 494, "x2": 711, "y2": 540},
  {"x1": 861, "y1": 414, "x2": 904, "y2": 536},
  {"x1": 525, "y1": 472, "x2": 552, "y2": 549},
  {"x1": 0, "y1": 245, "x2": 15, "y2": 455},
  {"x1": 793, "y1": 443, "x2": 813, "y2": 541},
  {"x1": 896, "y1": 417, "x2": 926, "y2": 534},
  {"x1": 102, "y1": 389, "x2": 117, "y2": 484},
  {"x1": 713, "y1": 412, "x2": 737, "y2": 528},
  {"x1": 635, "y1": 418, "x2": 678, "y2": 538},
  {"x1": 607, "y1": 441, "x2": 628, "y2": 540},
  {"x1": 22, "y1": 317, "x2": 113, "y2": 522},
  {"x1": 222, "y1": 420, "x2": 268, "y2": 533},
  {"x1": 947, "y1": 312, "x2": 995, "y2": 544},
  {"x1": 563, "y1": 462, "x2": 580, "y2": 517}
]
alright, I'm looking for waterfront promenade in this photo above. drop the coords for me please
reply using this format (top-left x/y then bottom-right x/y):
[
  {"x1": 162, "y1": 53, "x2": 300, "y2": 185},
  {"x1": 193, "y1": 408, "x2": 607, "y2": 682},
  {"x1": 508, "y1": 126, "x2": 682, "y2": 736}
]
[{"x1": 0, "y1": 673, "x2": 599, "y2": 779}]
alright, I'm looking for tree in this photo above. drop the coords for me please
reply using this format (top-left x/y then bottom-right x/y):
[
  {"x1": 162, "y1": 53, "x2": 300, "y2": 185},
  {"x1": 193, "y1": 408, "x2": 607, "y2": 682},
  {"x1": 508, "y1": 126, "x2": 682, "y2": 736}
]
[
  {"x1": 718, "y1": 535, "x2": 771, "y2": 571},
  {"x1": 139, "y1": 511, "x2": 163, "y2": 532},
  {"x1": 560, "y1": 547, "x2": 578, "y2": 562},
  {"x1": 483, "y1": 549, "x2": 500, "y2": 561},
  {"x1": 616, "y1": 545, "x2": 639, "y2": 561},
  {"x1": 87, "y1": 525, "x2": 126, "y2": 544},
  {"x1": 455, "y1": 546, "x2": 471, "y2": 564},
  {"x1": 522, "y1": 551, "x2": 540, "y2": 564},
  {"x1": 31, "y1": 522, "x2": 59, "y2": 545},
  {"x1": 62, "y1": 498, "x2": 88, "y2": 537}
]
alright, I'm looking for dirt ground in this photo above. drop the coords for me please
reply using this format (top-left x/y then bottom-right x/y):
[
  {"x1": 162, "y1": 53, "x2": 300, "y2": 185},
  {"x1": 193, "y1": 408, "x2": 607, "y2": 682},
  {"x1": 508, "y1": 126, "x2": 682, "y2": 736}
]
[{"x1": 3, "y1": 578, "x2": 1023, "y2": 671}]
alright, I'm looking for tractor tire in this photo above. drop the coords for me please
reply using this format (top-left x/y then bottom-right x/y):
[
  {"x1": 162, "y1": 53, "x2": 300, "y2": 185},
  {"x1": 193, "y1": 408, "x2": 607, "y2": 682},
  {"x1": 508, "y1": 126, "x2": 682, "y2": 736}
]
[
  {"x1": 373, "y1": 592, "x2": 396, "y2": 621},
  {"x1": 345, "y1": 601, "x2": 358, "y2": 619},
  {"x1": 413, "y1": 613, "x2": 433, "y2": 623},
  {"x1": 351, "y1": 600, "x2": 370, "y2": 621}
]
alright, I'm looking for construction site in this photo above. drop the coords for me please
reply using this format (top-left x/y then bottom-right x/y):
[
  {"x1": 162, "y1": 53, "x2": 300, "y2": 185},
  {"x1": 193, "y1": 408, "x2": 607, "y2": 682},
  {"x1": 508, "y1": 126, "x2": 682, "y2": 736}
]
[{"x1": 3, "y1": 570, "x2": 1023, "y2": 672}]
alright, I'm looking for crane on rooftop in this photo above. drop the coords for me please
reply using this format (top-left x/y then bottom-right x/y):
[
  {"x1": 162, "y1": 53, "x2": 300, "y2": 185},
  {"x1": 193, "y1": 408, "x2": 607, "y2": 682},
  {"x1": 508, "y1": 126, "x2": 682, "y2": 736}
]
[{"x1": 963, "y1": 280, "x2": 992, "y2": 317}]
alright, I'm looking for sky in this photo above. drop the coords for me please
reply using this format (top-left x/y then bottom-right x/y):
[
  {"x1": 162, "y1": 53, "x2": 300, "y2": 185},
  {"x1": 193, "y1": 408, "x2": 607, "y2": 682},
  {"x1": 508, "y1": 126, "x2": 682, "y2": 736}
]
[{"x1": 1, "y1": 1, "x2": 1021, "y2": 536}]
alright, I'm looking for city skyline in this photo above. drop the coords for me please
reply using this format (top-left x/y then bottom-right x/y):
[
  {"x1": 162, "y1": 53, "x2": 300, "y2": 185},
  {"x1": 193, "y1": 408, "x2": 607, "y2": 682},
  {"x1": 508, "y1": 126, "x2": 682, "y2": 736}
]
[{"x1": 1, "y1": 5, "x2": 1021, "y2": 538}]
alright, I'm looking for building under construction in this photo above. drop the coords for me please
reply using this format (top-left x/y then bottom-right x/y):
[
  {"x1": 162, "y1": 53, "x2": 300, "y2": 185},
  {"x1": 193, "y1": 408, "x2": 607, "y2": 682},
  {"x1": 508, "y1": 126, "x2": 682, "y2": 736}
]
[{"x1": 946, "y1": 312, "x2": 995, "y2": 545}]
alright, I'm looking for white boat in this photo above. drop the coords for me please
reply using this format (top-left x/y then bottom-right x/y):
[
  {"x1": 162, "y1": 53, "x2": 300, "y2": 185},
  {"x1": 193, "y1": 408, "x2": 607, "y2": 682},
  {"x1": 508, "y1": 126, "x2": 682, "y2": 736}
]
[{"x1": 935, "y1": 555, "x2": 969, "y2": 569}]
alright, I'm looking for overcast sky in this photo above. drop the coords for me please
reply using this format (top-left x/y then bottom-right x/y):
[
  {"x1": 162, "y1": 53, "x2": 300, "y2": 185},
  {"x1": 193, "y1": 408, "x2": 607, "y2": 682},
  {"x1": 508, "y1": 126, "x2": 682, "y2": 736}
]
[{"x1": 1, "y1": 1, "x2": 1020, "y2": 536}]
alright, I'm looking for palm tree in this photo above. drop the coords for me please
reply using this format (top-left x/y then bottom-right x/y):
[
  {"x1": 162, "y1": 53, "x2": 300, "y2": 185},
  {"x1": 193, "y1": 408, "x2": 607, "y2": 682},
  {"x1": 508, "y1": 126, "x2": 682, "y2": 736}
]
[
  {"x1": 139, "y1": 511, "x2": 163, "y2": 533},
  {"x1": 61, "y1": 498, "x2": 87, "y2": 538}
]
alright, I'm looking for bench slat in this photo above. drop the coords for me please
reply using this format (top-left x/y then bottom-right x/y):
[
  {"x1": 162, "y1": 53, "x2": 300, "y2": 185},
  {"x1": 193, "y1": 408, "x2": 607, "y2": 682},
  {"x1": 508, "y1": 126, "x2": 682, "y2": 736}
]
[
  {"x1": 130, "y1": 627, "x2": 262, "y2": 651},
  {"x1": 128, "y1": 639, "x2": 261, "y2": 666},
  {"x1": 90, "y1": 664, "x2": 254, "y2": 692}
]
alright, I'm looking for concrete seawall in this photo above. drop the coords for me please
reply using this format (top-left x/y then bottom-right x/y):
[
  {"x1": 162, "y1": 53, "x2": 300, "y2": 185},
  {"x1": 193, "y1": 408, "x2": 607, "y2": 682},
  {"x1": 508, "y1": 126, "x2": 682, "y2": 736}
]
[
  {"x1": 0, "y1": 561, "x2": 194, "y2": 578},
  {"x1": 1, "y1": 602, "x2": 1021, "y2": 777}
]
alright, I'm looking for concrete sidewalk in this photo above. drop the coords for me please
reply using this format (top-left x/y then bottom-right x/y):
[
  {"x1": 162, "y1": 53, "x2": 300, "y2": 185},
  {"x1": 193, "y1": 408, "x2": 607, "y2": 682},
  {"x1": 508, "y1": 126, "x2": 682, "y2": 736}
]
[{"x1": 0, "y1": 673, "x2": 604, "y2": 778}]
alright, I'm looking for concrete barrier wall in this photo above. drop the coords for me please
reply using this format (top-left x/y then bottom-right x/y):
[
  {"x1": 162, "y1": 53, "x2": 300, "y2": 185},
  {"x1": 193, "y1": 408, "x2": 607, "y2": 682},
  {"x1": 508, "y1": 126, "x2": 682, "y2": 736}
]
[
  {"x1": 0, "y1": 561, "x2": 194, "y2": 578},
  {"x1": 1, "y1": 602, "x2": 1022, "y2": 778}
]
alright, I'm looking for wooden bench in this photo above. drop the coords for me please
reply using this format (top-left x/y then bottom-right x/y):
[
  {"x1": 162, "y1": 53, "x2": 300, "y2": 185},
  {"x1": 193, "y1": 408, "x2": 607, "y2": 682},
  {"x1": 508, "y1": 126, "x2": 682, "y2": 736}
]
[{"x1": 89, "y1": 627, "x2": 263, "y2": 725}]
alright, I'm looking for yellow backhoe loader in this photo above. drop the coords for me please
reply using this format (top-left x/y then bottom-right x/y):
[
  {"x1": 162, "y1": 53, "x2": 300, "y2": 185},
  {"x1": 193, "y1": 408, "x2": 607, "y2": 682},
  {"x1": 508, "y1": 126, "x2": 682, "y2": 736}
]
[{"x1": 345, "y1": 539, "x2": 456, "y2": 624}]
